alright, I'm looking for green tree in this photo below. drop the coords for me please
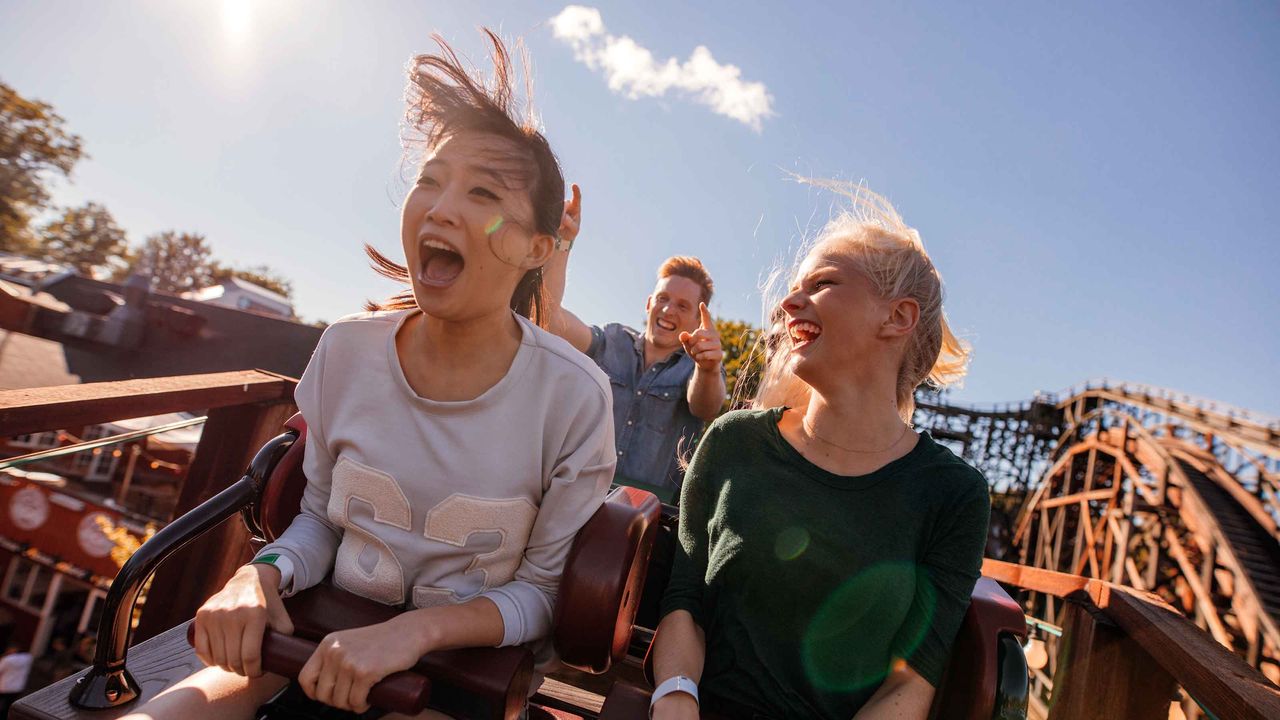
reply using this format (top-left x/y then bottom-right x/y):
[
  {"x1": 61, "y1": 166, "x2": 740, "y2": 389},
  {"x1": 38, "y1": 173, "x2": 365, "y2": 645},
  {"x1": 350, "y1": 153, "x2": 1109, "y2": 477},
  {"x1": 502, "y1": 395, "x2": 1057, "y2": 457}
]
[
  {"x1": 716, "y1": 317, "x2": 765, "y2": 412},
  {"x1": 132, "y1": 231, "x2": 214, "y2": 294},
  {"x1": 210, "y1": 263, "x2": 294, "y2": 300},
  {"x1": 0, "y1": 81, "x2": 85, "y2": 253},
  {"x1": 40, "y1": 202, "x2": 129, "y2": 276}
]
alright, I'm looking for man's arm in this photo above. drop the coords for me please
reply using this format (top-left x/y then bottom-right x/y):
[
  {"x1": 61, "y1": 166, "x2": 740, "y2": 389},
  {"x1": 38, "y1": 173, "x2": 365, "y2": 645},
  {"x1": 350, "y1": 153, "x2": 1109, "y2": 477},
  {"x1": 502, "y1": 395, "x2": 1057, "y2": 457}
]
[
  {"x1": 681, "y1": 303, "x2": 726, "y2": 420},
  {"x1": 687, "y1": 366, "x2": 727, "y2": 421},
  {"x1": 542, "y1": 184, "x2": 593, "y2": 353}
]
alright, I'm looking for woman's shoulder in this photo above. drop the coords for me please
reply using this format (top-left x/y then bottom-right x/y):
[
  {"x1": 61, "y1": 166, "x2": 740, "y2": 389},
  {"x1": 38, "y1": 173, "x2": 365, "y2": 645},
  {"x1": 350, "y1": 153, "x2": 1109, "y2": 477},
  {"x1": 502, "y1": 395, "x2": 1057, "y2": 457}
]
[
  {"x1": 521, "y1": 317, "x2": 612, "y2": 400},
  {"x1": 301, "y1": 310, "x2": 406, "y2": 372},
  {"x1": 318, "y1": 309, "x2": 408, "y2": 344},
  {"x1": 704, "y1": 407, "x2": 781, "y2": 442},
  {"x1": 915, "y1": 434, "x2": 991, "y2": 502}
]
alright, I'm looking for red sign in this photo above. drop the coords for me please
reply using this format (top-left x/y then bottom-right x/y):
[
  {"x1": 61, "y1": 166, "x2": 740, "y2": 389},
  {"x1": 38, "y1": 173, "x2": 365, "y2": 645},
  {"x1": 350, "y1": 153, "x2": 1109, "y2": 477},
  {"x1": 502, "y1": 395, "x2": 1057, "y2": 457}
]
[{"x1": 0, "y1": 475, "x2": 147, "y2": 580}]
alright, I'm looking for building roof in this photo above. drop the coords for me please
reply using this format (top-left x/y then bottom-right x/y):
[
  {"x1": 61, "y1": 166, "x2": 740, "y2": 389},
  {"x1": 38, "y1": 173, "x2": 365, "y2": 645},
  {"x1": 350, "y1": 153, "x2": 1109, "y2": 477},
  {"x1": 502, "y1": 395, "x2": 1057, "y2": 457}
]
[
  {"x1": 0, "y1": 330, "x2": 82, "y2": 390},
  {"x1": 185, "y1": 277, "x2": 294, "y2": 317},
  {"x1": 0, "y1": 254, "x2": 75, "y2": 289},
  {"x1": 0, "y1": 272, "x2": 322, "y2": 388}
]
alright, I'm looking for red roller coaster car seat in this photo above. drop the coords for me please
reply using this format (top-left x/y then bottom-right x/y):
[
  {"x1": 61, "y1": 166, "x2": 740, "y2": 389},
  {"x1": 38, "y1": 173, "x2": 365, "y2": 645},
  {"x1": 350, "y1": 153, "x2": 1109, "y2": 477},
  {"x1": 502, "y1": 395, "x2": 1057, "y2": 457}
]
[
  {"x1": 928, "y1": 577, "x2": 1028, "y2": 720},
  {"x1": 257, "y1": 413, "x2": 309, "y2": 542}
]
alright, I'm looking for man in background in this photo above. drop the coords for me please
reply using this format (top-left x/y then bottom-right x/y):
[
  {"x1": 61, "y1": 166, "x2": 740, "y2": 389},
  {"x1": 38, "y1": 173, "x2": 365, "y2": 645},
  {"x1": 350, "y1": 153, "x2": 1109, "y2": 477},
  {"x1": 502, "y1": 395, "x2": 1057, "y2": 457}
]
[{"x1": 544, "y1": 186, "x2": 725, "y2": 502}]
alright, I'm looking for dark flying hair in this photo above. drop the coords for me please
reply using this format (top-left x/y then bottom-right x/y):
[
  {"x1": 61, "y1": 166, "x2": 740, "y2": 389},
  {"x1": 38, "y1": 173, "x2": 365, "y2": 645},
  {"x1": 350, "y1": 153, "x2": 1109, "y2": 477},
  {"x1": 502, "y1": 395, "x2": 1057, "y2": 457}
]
[{"x1": 365, "y1": 28, "x2": 566, "y2": 326}]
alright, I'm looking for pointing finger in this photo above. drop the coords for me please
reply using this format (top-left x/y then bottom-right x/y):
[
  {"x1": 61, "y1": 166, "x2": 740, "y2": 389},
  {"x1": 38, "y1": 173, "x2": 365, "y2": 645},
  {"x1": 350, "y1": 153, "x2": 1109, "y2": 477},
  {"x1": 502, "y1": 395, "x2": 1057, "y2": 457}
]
[{"x1": 699, "y1": 302, "x2": 713, "y2": 331}]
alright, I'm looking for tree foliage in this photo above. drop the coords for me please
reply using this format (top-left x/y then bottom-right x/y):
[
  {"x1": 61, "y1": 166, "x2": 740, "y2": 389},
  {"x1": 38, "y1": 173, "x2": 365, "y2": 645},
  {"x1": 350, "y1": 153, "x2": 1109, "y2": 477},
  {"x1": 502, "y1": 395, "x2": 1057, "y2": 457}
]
[
  {"x1": 211, "y1": 263, "x2": 294, "y2": 300},
  {"x1": 132, "y1": 231, "x2": 214, "y2": 294},
  {"x1": 41, "y1": 202, "x2": 129, "y2": 276},
  {"x1": 716, "y1": 317, "x2": 765, "y2": 412},
  {"x1": 0, "y1": 81, "x2": 85, "y2": 253}
]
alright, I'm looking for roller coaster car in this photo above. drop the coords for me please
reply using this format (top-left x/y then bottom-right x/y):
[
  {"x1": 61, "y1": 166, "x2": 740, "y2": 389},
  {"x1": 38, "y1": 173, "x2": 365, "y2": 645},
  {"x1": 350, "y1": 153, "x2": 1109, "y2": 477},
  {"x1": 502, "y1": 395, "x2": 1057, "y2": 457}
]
[{"x1": 50, "y1": 415, "x2": 1028, "y2": 720}]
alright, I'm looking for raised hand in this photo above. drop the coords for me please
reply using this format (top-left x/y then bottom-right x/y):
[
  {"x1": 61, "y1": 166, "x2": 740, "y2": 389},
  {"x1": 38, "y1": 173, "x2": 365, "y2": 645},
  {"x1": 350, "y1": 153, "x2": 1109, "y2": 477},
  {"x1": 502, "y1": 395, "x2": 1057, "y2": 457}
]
[
  {"x1": 679, "y1": 302, "x2": 724, "y2": 372},
  {"x1": 193, "y1": 563, "x2": 294, "y2": 678},
  {"x1": 557, "y1": 183, "x2": 582, "y2": 250}
]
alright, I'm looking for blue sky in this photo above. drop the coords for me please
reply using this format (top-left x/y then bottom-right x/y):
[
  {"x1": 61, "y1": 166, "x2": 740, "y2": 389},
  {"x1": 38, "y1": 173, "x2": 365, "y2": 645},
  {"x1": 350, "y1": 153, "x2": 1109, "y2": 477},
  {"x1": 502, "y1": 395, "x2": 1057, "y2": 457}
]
[{"x1": 2, "y1": 1, "x2": 1277, "y2": 413}]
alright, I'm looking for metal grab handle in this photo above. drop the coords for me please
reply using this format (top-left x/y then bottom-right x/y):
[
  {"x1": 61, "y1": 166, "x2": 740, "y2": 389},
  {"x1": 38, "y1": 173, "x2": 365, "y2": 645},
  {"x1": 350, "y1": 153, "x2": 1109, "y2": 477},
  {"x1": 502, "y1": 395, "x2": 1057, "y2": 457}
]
[{"x1": 69, "y1": 430, "x2": 298, "y2": 709}]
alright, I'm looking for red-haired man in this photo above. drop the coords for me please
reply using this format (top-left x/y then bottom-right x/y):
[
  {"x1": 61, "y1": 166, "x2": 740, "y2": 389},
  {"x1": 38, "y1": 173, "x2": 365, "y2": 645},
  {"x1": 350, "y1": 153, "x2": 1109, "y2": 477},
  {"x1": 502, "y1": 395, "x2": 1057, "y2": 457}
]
[{"x1": 544, "y1": 186, "x2": 725, "y2": 501}]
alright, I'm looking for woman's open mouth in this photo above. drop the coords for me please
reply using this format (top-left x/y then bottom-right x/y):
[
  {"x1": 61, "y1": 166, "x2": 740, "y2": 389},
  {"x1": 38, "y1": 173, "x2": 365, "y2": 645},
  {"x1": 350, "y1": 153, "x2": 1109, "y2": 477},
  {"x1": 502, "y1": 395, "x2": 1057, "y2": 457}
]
[
  {"x1": 788, "y1": 320, "x2": 822, "y2": 349},
  {"x1": 417, "y1": 236, "x2": 465, "y2": 288}
]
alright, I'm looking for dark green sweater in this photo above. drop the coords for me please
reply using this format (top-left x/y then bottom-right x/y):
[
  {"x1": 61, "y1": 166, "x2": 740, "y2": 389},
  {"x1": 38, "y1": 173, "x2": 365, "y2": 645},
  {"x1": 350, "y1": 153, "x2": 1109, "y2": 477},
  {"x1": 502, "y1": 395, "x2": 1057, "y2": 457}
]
[{"x1": 660, "y1": 408, "x2": 990, "y2": 719}]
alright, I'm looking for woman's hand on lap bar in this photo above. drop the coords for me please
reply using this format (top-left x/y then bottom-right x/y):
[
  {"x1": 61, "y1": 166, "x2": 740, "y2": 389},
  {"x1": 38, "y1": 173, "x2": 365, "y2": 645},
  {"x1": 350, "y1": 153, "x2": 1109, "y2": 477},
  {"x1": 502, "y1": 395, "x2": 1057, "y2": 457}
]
[
  {"x1": 192, "y1": 563, "x2": 294, "y2": 678},
  {"x1": 298, "y1": 614, "x2": 427, "y2": 713}
]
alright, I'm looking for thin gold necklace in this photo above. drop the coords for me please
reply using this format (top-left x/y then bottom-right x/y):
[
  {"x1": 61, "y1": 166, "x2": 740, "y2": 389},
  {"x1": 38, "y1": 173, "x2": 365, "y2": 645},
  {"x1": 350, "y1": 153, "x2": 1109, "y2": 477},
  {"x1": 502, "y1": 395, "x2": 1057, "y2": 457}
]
[{"x1": 802, "y1": 415, "x2": 912, "y2": 454}]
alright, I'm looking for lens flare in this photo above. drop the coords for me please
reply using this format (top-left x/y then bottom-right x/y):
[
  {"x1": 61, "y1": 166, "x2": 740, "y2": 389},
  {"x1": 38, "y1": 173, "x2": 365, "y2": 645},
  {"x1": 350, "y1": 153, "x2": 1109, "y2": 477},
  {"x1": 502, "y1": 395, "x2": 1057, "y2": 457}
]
[
  {"x1": 802, "y1": 562, "x2": 937, "y2": 691},
  {"x1": 774, "y1": 526, "x2": 810, "y2": 561},
  {"x1": 485, "y1": 216, "x2": 505, "y2": 235}
]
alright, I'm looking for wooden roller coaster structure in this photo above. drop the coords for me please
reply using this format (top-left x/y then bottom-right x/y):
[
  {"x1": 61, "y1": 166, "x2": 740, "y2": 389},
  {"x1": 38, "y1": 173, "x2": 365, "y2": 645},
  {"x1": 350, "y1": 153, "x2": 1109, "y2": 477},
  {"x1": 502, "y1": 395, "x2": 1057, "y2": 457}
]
[{"x1": 919, "y1": 380, "x2": 1280, "y2": 717}]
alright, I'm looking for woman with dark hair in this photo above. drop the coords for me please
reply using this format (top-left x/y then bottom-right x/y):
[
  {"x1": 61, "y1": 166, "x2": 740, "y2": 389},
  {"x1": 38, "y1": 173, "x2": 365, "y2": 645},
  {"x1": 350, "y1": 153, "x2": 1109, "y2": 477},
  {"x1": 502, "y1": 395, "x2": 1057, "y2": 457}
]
[{"x1": 123, "y1": 30, "x2": 615, "y2": 719}]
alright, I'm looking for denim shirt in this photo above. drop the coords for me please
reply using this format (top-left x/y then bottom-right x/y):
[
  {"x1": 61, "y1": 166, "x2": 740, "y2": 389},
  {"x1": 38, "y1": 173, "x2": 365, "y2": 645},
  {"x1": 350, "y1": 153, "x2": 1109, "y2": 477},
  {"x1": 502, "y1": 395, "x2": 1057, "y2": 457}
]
[{"x1": 587, "y1": 323, "x2": 704, "y2": 499}]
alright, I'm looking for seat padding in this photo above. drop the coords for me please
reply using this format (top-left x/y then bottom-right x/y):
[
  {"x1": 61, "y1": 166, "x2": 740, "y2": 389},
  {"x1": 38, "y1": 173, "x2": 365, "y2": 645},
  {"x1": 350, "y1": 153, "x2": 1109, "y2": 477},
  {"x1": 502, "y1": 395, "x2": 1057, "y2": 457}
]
[
  {"x1": 554, "y1": 486, "x2": 662, "y2": 674},
  {"x1": 259, "y1": 413, "x2": 308, "y2": 541},
  {"x1": 929, "y1": 577, "x2": 1027, "y2": 720}
]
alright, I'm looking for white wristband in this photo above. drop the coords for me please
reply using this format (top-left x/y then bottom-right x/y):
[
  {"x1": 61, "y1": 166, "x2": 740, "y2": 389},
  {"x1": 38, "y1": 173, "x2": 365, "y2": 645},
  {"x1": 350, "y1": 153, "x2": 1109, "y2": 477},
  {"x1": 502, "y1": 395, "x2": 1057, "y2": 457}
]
[
  {"x1": 273, "y1": 555, "x2": 295, "y2": 594},
  {"x1": 252, "y1": 553, "x2": 294, "y2": 595},
  {"x1": 649, "y1": 675, "x2": 698, "y2": 717}
]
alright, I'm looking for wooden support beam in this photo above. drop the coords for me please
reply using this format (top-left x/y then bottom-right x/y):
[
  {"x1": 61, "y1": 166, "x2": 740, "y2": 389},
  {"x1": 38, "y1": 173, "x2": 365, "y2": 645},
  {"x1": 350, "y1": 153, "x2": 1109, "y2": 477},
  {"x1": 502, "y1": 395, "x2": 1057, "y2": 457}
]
[
  {"x1": 133, "y1": 400, "x2": 297, "y2": 641},
  {"x1": 1036, "y1": 488, "x2": 1116, "y2": 510},
  {"x1": 1111, "y1": 494, "x2": 1133, "y2": 585},
  {"x1": 1047, "y1": 598, "x2": 1177, "y2": 720},
  {"x1": 1099, "y1": 583, "x2": 1280, "y2": 720},
  {"x1": 982, "y1": 559, "x2": 1280, "y2": 720},
  {"x1": 1161, "y1": 527, "x2": 1232, "y2": 648},
  {"x1": 983, "y1": 559, "x2": 1090, "y2": 597},
  {"x1": 1051, "y1": 497, "x2": 1068, "y2": 573},
  {"x1": 1075, "y1": 502, "x2": 1102, "y2": 578},
  {"x1": 0, "y1": 370, "x2": 296, "y2": 436},
  {"x1": 1143, "y1": 532, "x2": 1161, "y2": 590}
]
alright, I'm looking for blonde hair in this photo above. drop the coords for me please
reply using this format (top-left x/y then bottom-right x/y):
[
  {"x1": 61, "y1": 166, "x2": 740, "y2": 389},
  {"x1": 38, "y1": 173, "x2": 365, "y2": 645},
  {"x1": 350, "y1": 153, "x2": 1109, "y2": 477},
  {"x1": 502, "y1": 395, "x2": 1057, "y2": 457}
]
[{"x1": 753, "y1": 181, "x2": 970, "y2": 422}]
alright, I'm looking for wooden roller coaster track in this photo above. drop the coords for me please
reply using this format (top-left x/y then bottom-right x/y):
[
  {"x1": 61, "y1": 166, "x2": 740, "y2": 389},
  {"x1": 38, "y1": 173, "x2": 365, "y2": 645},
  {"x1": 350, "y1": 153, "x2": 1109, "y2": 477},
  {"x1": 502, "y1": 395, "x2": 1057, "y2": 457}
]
[{"x1": 983, "y1": 381, "x2": 1280, "y2": 717}]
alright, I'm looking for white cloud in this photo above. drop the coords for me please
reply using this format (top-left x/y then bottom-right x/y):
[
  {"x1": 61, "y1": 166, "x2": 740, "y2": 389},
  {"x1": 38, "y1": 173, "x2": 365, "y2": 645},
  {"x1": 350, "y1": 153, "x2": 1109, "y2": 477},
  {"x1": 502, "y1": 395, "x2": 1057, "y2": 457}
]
[{"x1": 550, "y1": 5, "x2": 775, "y2": 132}]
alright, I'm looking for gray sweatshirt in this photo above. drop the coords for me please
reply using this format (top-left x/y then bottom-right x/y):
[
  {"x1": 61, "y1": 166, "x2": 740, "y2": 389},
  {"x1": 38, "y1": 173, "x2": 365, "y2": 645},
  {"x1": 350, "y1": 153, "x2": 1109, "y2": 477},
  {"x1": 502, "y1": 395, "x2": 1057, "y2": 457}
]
[{"x1": 257, "y1": 309, "x2": 615, "y2": 648}]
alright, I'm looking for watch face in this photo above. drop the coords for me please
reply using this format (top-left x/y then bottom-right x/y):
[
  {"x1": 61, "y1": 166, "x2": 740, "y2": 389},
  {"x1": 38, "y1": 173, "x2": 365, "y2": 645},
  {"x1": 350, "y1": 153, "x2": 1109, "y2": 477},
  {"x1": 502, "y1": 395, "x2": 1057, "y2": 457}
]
[
  {"x1": 9, "y1": 487, "x2": 50, "y2": 531},
  {"x1": 78, "y1": 513, "x2": 116, "y2": 558}
]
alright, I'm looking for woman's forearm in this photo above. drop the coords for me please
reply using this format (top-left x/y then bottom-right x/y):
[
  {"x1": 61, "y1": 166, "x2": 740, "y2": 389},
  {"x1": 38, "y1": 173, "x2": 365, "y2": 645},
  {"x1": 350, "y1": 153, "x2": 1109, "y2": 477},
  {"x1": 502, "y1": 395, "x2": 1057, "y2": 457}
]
[
  {"x1": 542, "y1": 245, "x2": 593, "y2": 352},
  {"x1": 395, "y1": 596, "x2": 506, "y2": 655},
  {"x1": 851, "y1": 664, "x2": 935, "y2": 719},
  {"x1": 652, "y1": 610, "x2": 707, "y2": 684},
  {"x1": 650, "y1": 611, "x2": 706, "y2": 719}
]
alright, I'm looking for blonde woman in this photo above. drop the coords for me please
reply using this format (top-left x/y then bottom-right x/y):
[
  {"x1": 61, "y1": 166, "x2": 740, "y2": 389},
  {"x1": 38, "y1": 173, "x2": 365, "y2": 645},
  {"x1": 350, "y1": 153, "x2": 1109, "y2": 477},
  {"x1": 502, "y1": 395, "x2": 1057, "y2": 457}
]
[{"x1": 649, "y1": 184, "x2": 989, "y2": 719}]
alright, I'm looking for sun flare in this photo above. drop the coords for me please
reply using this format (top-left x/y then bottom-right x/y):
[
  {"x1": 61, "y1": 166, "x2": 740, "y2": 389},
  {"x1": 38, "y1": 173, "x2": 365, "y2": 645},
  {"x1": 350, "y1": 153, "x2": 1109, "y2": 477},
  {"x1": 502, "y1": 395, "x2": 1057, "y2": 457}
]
[{"x1": 221, "y1": 0, "x2": 252, "y2": 49}]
